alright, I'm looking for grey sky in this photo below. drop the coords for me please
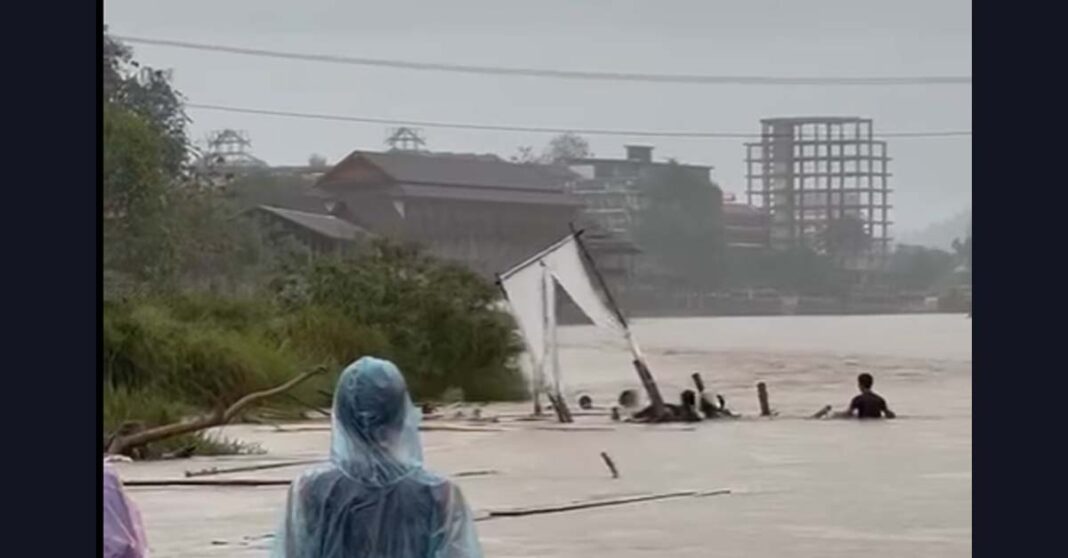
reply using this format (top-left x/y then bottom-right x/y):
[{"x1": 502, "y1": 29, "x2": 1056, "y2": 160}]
[{"x1": 104, "y1": 0, "x2": 971, "y2": 233}]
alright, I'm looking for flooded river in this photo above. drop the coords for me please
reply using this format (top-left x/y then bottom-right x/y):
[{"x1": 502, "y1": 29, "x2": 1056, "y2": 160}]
[{"x1": 114, "y1": 314, "x2": 972, "y2": 557}]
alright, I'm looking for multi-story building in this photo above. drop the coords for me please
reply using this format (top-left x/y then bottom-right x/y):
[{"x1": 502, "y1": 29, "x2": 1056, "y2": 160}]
[
  {"x1": 745, "y1": 117, "x2": 891, "y2": 272},
  {"x1": 565, "y1": 145, "x2": 715, "y2": 237}
]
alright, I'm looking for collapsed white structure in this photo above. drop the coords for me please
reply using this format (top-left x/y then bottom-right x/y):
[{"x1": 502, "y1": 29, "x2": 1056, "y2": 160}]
[{"x1": 498, "y1": 232, "x2": 666, "y2": 419}]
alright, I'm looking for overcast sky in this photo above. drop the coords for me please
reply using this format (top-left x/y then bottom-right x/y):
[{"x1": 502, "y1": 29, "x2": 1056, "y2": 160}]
[{"x1": 104, "y1": 0, "x2": 971, "y2": 233}]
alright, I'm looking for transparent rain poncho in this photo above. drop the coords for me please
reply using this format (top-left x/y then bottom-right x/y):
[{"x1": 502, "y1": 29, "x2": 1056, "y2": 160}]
[
  {"x1": 103, "y1": 464, "x2": 149, "y2": 558},
  {"x1": 272, "y1": 357, "x2": 483, "y2": 558}
]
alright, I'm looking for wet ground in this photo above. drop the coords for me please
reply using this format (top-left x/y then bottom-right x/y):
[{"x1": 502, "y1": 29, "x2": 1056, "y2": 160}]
[{"x1": 113, "y1": 314, "x2": 971, "y2": 557}]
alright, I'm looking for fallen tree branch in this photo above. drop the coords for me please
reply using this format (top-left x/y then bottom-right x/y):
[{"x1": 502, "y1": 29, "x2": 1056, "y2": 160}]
[
  {"x1": 107, "y1": 366, "x2": 328, "y2": 456},
  {"x1": 283, "y1": 393, "x2": 331, "y2": 418}
]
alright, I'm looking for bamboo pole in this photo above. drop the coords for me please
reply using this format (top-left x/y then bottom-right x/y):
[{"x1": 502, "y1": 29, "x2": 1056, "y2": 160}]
[
  {"x1": 185, "y1": 459, "x2": 321, "y2": 478},
  {"x1": 485, "y1": 489, "x2": 730, "y2": 518}
]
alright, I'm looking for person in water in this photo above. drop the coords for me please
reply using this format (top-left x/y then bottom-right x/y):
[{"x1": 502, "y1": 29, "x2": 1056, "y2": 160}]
[
  {"x1": 103, "y1": 463, "x2": 149, "y2": 558},
  {"x1": 698, "y1": 392, "x2": 737, "y2": 419},
  {"x1": 836, "y1": 373, "x2": 896, "y2": 419},
  {"x1": 272, "y1": 357, "x2": 482, "y2": 558},
  {"x1": 630, "y1": 390, "x2": 702, "y2": 422},
  {"x1": 677, "y1": 390, "x2": 703, "y2": 422}
]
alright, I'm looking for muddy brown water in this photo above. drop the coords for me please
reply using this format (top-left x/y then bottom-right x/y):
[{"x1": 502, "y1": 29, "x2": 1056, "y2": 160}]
[{"x1": 114, "y1": 314, "x2": 971, "y2": 557}]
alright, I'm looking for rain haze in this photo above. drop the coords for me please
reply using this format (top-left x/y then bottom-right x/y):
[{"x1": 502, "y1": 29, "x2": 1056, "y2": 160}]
[
  {"x1": 103, "y1": 0, "x2": 971, "y2": 234},
  {"x1": 103, "y1": 4, "x2": 972, "y2": 556}
]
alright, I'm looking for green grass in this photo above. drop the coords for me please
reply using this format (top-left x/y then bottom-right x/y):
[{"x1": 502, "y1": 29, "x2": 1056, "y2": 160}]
[{"x1": 103, "y1": 245, "x2": 529, "y2": 459}]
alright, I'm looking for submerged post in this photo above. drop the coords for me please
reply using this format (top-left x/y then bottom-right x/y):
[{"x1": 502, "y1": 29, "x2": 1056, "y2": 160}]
[
  {"x1": 571, "y1": 225, "x2": 667, "y2": 419},
  {"x1": 757, "y1": 382, "x2": 772, "y2": 416},
  {"x1": 691, "y1": 373, "x2": 706, "y2": 393},
  {"x1": 600, "y1": 452, "x2": 620, "y2": 479}
]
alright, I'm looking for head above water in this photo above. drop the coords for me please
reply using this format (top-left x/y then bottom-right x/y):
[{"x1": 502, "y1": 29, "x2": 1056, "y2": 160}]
[{"x1": 857, "y1": 373, "x2": 875, "y2": 391}]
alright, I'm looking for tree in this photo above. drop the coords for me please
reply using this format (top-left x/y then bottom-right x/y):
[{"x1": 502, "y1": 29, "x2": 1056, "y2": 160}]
[
  {"x1": 103, "y1": 103, "x2": 177, "y2": 284},
  {"x1": 951, "y1": 230, "x2": 971, "y2": 272},
  {"x1": 631, "y1": 163, "x2": 726, "y2": 289},
  {"x1": 817, "y1": 215, "x2": 871, "y2": 266},
  {"x1": 308, "y1": 154, "x2": 329, "y2": 169},
  {"x1": 104, "y1": 27, "x2": 190, "y2": 176},
  {"x1": 510, "y1": 145, "x2": 541, "y2": 164},
  {"x1": 887, "y1": 244, "x2": 955, "y2": 291},
  {"x1": 103, "y1": 30, "x2": 277, "y2": 295},
  {"x1": 542, "y1": 132, "x2": 591, "y2": 164},
  {"x1": 274, "y1": 240, "x2": 525, "y2": 400}
]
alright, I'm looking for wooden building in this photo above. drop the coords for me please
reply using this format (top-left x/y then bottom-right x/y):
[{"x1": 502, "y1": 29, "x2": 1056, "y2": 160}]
[
  {"x1": 311, "y1": 150, "x2": 582, "y2": 277},
  {"x1": 251, "y1": 205, "x2": 372, "y2": 255}
]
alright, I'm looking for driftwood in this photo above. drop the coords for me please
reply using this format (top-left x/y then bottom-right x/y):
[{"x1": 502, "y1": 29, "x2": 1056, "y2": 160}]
[
  {"x1": 185, "y1": 459, "x2": 322, "y2": 478},
  {"x1": 453, "y1": 469, "x2": 499, "y2": 478},
  {"x1": 107, "y1": 367, "x2": 327, "y2": 456},
  {"x1": 600, "y1": 452, "x2": 619, "y2": 478},
  {"x1": 811, "y1": 404, "x2": 837, "y2": 416},
  {"x1": 484, "y1": 489, "x2": 730, "y2": 518},
  {"x1": 129, "y1": 469, "x2": 500, "y2": 488},
  {"x1": 126, "y1": 479, "x2": 293, "y2": 487},
  {"x1": 532, "y1": 425, "x2": 616, "y2": 432},
  {"x1": 420, "y1": 423, "x2": 506, "y2": 433}
]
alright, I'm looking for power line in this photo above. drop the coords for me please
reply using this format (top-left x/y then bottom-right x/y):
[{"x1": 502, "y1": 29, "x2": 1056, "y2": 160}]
[
  {"x1": 118, "y1": 36, "x2": 971, "y2": 86},
  {"x1": 186, "y1": 102, "x2": 973, "y2": 139}
]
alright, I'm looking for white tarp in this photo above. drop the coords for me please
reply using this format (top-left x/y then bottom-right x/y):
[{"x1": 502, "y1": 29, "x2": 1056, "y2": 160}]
[
  {"x1": 500, "y1": 261, "x2": 546, "y2": 369},
  {"x1": 543, "y1": 263, "x2": 561, "y2": 395},
  {"x1": 541, "y1": 236, "x2": 624, "y2": 335},
  {"x1": 499, "y1": 233, "x2": 631, "y2": 397}
]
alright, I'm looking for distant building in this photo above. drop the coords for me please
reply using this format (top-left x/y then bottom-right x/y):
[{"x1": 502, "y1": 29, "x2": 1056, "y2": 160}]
[
  {"x1": 564, "y1": 145, "x2": 717, "y2": 289},
  {"x1": 251, "y1": 205, "x2": 372, "y2": 255},
  {"x1": 745, "y1": 117, "x2": 892, "y2": 272},
  {"x1": 195, "y1": 130, "x2": 268, "y2": 185},
  {"x1": 722, "y1": 193, "x2": 770, "y2": 250},
  {"x1": 565, "y1": 144, "x2": 715, "y2": 236},
  {"x1": 310, "y1": 150, "x2": 582, "y2": 277}
]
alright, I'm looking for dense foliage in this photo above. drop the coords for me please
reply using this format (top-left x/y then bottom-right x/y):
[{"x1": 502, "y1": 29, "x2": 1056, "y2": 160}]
[
  {"x1": 102, "y1": 32, "x2": 527, "y2": 451},
  {"x1": 631, "y1": 162, "x2": 727, "y2": 289}
]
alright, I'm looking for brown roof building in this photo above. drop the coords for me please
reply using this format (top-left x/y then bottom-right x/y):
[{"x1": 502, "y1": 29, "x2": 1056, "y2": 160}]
[{"x1": 311, "y1": 150, "x2": 582, "y2": 276}]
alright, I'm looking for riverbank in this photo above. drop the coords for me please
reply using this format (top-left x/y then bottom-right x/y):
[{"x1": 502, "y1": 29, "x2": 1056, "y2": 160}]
[{"x1": 113, "y1": 314, "x2": 971, "y2": 557}]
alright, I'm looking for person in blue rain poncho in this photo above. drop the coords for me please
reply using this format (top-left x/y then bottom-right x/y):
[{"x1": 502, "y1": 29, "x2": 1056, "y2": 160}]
[{"x1": 272, "y1": 357, "x2": 483, "y2": 558}]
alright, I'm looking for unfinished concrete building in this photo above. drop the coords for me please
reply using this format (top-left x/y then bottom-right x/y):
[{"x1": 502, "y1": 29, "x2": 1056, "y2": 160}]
[{"x1": 745, "y1": 117, "x2": 891, "y2": 273}]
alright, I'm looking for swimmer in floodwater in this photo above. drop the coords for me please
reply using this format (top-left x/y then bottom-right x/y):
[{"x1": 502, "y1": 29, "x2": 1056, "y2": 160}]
[
  {"x1": 677, "y1": 390, "x2": 703, "y2": 422},
  {"x1": 834, "y1": 373, "x2": 896, "y2": 419},
  {"x1": 629, "y1": 390, "x2": 701, "y2": 423},
  {"x1": 698, "y1": 392, "x2": 736, "y2": 419},
  {"x1": 578, "y1": 395, "x2": 593, "y2": 410}
]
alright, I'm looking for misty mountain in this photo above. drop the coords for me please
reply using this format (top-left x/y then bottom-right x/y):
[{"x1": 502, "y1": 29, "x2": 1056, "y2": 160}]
[{"x1": 897, "y1": 207, "x2": 971, "y2": 250}]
